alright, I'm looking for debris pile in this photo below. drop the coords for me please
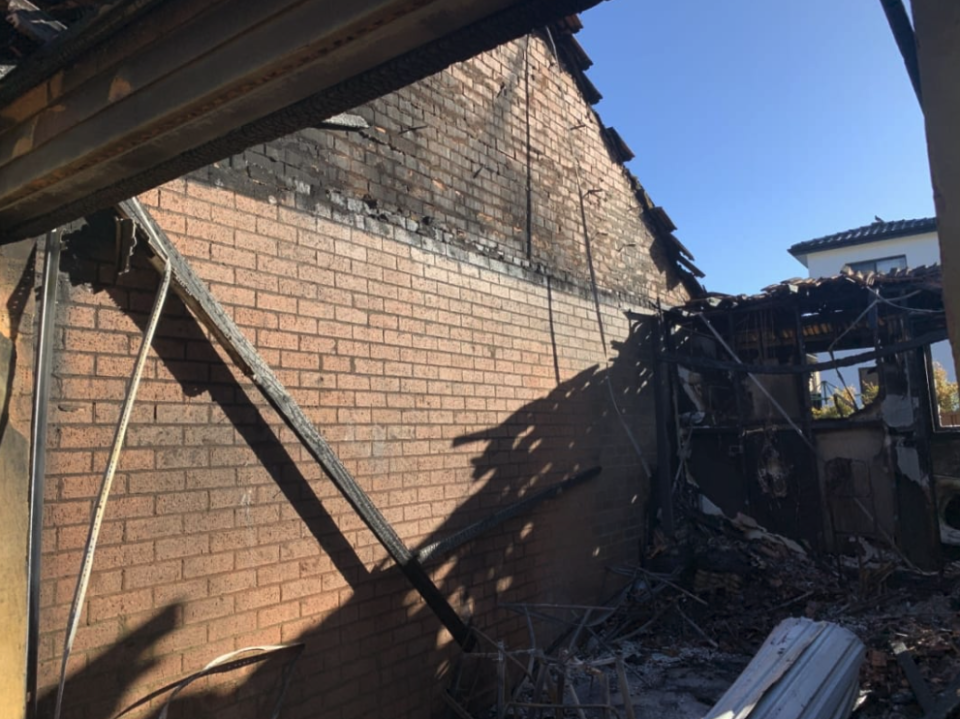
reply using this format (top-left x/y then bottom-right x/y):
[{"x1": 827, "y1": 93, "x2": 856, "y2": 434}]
[{"x1": 446, "y1": 512, "x2": 960, "y2": 718}]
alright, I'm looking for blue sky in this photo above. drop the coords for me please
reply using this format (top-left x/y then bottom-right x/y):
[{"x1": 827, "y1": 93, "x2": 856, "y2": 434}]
[{"x1": 578, "y1": 0, "x2": 934, "y2": 295}]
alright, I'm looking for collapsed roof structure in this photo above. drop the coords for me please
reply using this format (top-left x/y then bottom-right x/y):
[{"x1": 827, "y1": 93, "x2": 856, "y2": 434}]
[
  {"x1": 2, "y1": 0, "x2": 960, "y2": 717},
  {"x1": 656, "y1": 265, "x2": 955, "y2": 570}
]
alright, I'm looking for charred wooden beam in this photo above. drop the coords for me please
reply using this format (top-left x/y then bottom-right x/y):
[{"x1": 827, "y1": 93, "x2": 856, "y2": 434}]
[
  {"x1": 662, "y1": 330, "x2": 949, "y2": 376},
  {"x1": 892, "y1": 641, "x2": 936, "y2": 715},
  {"x1": 652, "y1": 312, "x2": 675, "y2": 535},
  {"x1": 0, "y1": 0, "x2": 601, "y2": 241},
  {"x1": 878, "y1": 0, "x2": 922, "y2": 104}
]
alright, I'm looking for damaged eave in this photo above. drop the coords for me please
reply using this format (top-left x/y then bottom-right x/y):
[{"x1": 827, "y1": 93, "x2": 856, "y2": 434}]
[
  {"x1": 0, "y1": 0, "x2": 604, "y2": 241},
  {"x1": 537, "y1": 16, "x2": 703, "y2": 298},
  {"x1": 665, "y1": 265, "x2": 947, "y2": 358}
]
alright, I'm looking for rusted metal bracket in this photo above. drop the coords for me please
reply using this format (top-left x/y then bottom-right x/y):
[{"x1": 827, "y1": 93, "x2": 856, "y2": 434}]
[
  {"x1": 117, "y1": 197, "x2": 472, "y2": 648},
  {"x1": 114, "y1": 216, "x2": 137, "y2": 279}
]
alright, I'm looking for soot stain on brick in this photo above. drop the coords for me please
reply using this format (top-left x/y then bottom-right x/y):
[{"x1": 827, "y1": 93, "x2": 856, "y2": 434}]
[{"x1": 185, "y1": 33, "x2": 692, "y2": 310}]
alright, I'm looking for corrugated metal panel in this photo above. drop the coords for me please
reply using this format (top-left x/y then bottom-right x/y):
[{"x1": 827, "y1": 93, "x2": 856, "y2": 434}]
[{"x1": 704, "y1": 617, "x2": 865, "y2": 719}]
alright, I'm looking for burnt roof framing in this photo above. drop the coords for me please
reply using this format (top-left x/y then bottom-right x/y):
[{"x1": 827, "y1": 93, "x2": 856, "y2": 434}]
[
  {"x1": 0, "y1": 0, "x2": 604, "y2": 241},
  {"x1": 663, "y1": 265, "x2": 948, "y2": 364}
]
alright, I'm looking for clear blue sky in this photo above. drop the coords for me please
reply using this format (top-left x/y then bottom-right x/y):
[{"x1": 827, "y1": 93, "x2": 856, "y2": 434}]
[{"x1": 578, "y1": 0, "x2": 934, "y2": 295}]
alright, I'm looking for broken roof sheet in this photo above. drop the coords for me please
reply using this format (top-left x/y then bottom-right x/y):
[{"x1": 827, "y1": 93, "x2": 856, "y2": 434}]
[{"x1": 788, "y1": 217, "x2": 938, "y2": 257}]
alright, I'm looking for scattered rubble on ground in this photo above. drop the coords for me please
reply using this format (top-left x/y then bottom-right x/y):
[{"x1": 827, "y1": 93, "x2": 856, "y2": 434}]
[{"x1": 447, "y1": 511, "x2": 960, "y2": 718}]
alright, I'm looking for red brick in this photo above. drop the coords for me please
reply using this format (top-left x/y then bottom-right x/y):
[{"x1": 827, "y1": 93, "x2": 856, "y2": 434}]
[
  {"x1": 186, "y1": 181, "x2": 235, "y2": 207},
  {"x1": 236, "y1": 545, "x2": 280, "y2": 570},
  {"x1": 183, "y1": 595, "x2": 234, "y2": 624},
  {"x1": 209, "y1": 568, "x2": 257, "y2": 596},
  {"x1": 257, "y1": 601, "x2": 300, "y2": 628},
  {"x1": 156, "y1": 490, "x2": 209, "y2": 514},
  {"x1": 183, "y1": 552, "x2": 234, "y2": 578},
  {"x1": 87, "y1": 588, "x2": 154, "y2": 622},
  {"x1": 160, "y1": 189, "x2": 211, "y2": 219},
  {"x1": 154, "y1": 578, "x2": 209, "y2": 606},
  {"x1": 235, "y1": 585, "x2": 281, "y2": 612},
  {"x1": 125, "y1": 515, "x2": 182, "y2": 541},
  {"x1": 208, "y1": 610, "x2": 260, "y2": 641},
  {"x1": 125, "y1": 560, "x2": 181, "y2": 589}
]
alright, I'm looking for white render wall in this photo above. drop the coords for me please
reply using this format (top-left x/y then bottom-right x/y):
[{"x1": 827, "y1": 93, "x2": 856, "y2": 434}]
[{"x1": 801, "y1": 231, "x2": 940, "y2": 278}]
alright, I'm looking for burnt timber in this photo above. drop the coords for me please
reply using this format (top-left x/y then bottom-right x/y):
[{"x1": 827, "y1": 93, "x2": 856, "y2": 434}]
[{"x1": 0, "y1": 0, "x2": 602, "y2": 240}]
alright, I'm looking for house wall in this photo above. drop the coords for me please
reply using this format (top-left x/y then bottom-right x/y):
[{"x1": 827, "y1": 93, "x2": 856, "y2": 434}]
[
  {"x1": 34, "y1": 32, "x2": 684, "y2": 719},
  {"x1": 803, "y1": 232, "x2": 940, "y2": 278}
]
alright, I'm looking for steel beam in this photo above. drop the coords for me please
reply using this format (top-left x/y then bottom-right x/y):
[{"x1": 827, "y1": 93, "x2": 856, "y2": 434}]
[{"x1": 0, "y1": 0, "x2": 602, "y2": 240}]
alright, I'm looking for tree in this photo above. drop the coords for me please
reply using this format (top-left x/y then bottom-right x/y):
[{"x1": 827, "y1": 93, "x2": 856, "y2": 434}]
[
  {"x1": 812, "y1": 382, "x2": 879, "y2": 420},
  {"x1": 933, "y1": 361, "x2": 960, "y2": 413}
]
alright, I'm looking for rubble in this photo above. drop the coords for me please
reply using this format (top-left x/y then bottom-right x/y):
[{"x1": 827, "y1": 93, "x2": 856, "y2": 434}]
[{"x1": 449, "y1": 511, "x2": 960, "y2": 719}]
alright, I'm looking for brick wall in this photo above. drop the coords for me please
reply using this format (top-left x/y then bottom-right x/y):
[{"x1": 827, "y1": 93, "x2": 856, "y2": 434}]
[
  {"x1": 191, "y1": 31, "x2": 689, "y2": 307},
  {"x1": 34, "y1": 29, "x2": 683, "y2": 719}
]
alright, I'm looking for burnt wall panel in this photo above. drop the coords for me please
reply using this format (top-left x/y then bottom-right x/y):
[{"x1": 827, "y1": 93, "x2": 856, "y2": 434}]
[
  {"x1": 0, "y1": 238, "x2": 36, "y2": 719},
  {"x1": 687, "y1": 429, "x2": 822, "y2": 549},
  {"x1": 816, "y1": 428, "x2": 895, "y2": 549}
]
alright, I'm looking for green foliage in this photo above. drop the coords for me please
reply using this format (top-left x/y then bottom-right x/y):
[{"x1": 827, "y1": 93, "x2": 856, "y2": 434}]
[
  {"x1": 933, "y1": 361, "x2": 960, "y2": 413},
  {"x1": 812, "y1": 382, "x2": 878, "y2": 420}
]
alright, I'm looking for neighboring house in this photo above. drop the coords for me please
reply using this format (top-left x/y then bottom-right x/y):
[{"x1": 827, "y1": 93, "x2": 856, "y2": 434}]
[
  {"x1": 788, "y1": 217, "x2": 939, "y2": 278},
  {"x1": 0, "y1": 17, "x2": 699, "y2": 719}
]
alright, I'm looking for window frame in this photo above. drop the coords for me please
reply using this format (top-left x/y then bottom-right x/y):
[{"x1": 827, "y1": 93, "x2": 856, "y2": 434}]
[{"x1": 847, "y1": 254, "x2": 907, "y2": 275}]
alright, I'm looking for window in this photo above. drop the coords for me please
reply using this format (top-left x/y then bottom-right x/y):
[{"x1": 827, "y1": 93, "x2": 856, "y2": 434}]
[
  {"x1": 847, "y1": 255, "x2": 907, "y2": 275},
  {"x1": 930, "y1": 340, "x2": 960, "y2": 428}
]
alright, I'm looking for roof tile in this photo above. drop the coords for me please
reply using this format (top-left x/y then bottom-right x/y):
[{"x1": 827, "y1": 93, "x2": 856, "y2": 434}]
[{"x1": 788, "y1": 217, "x2": 937, "y2": 256}]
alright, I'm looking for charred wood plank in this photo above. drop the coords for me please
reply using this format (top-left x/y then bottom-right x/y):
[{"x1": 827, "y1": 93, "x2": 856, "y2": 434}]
[
  {"x1": 0, "y1": 0, "x2": 603, "y2": 240},
  {"x1": 892, "y1": 641, "x2": 936, "y2": 715},
  {"x1": 662, "y1": 330, "x2": 948, "y2": 376}
]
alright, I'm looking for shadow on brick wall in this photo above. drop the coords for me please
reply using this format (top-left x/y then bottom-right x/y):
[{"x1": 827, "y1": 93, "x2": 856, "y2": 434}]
[
  {"x1": 39, "y1": 231, "x2": 656, "y2": 718},
  {"x1": 36, "y1": 605, "x2": 179, "y2": 719}
]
